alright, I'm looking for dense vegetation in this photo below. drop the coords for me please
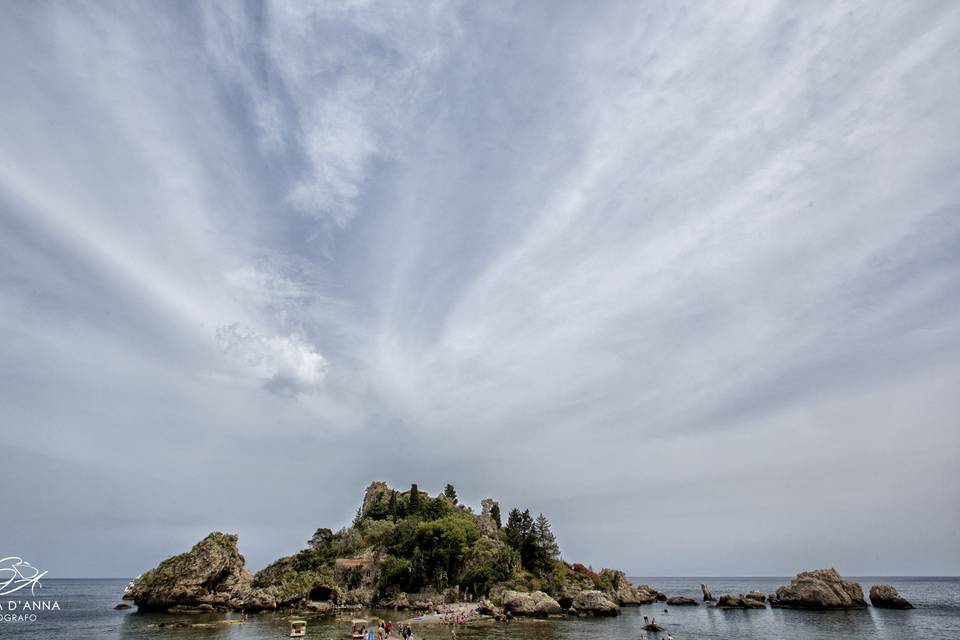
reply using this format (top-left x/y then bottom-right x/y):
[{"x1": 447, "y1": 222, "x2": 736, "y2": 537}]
[{"x1": 256, "y1": 482, "x2": 575, "y2": 600}]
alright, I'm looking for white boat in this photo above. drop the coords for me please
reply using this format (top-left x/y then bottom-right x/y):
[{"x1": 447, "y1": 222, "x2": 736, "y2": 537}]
[
  {"x1": 350, "y1": 619, "x2": 368, "y2": 638},
  {"x1": 289, "y1": 619, "x2": 307, "y2": 637}
]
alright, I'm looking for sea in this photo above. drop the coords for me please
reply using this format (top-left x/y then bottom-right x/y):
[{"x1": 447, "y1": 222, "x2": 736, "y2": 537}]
[{"x1": 2, "y1": 577, "x2": 958, "y2": 639}]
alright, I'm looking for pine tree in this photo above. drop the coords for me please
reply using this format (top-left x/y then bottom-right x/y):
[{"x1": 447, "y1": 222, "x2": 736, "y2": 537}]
[
  {"x1": 444, "y1": 483, "x2": 458, "y2": 504},
  {"x1": 519, "y1": 509, "x2": 537, "y2": 570},
  {"x1": 352, "y1": 506, "x2": 363, "y2": 527},
  {"x1": 520, "y1": 509, "x2": 534, "y2": 536},
  {"x1": 504, "y1": 508, "x2": 524, "y2": 550},
  {"x1": 389, "y1": 490, "x2": 398, "y2": 522},
  {"x1": 409, "y1": 484, "x2": 421, "y2": 514},
  {"x1": 534, "y1": 513, "x2": 560, "y2": 560},
  {"x1": 490, "y1": 503, "x2": 502, "y2": 529}
]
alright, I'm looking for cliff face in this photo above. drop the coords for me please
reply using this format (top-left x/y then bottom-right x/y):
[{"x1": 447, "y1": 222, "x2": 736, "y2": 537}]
[{"x1": 127, "y1": 532, "x2": 275, "y2": 612}]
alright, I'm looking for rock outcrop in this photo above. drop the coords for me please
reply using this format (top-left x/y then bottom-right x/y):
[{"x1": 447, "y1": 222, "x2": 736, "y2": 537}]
[
  {"x1": 715, "y1": 594, "x2": 766, "y2": 609},
  {"x1": 600, "y1": 569, "x2": 656, "y2": 605},
  {"x1": 869, "y1": 584, "x2": 913, "y2": 609},
  {"x1": 746, "y1": 589, "x2": 766, "y2": 602},
  {"x1": 768, "y1": 568, "x2": 866, "y2": 610},
  {"x1": 500, "y1": 590, "x2": 562, "y2": 616},
  {"x1": 571, "y1": 590, "x2": 619, "y2": 616},
  {"x1": 361, "y1": 481, "x2": 393, "y2": 516},
  {"x1": 251, "y1": 554, "x2": 338, "y2": 608},
  {"x1": 127, "y1": 532, "x2": 275, "y2": 612},
  {"x1": 378, "y1": 593, "x2": 411, "y2": 609},
  {"x1": 477, "y1": 598, "x2": 503, "y2": 617},
  {"x1": 701, "y1": 583, "x2": 714, "y2": 602},
  {"x1": 666, "y1": 596, "x2": 698, "y2": 606}
]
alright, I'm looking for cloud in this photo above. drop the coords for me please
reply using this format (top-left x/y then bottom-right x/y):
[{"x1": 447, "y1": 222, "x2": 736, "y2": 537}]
[
  {"x1": 201, "y1": 0, "x2": 459, "y2": 228},
  {"x1": 1, "y1": 0, "x2": 958, "y2": 577},
  {"x1": 216, "y1": 323, "x2": 327, "y2": 396}
]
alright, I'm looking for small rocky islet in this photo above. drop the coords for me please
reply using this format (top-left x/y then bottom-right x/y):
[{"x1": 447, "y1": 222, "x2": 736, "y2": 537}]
[{"x1": 123, "y1": 481, "x2": 913, "y2": 621}]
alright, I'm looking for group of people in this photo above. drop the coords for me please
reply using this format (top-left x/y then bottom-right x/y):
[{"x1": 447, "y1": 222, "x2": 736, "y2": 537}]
[{"x1": 354, "y1": 619, "x2": 413, "y2": 640}]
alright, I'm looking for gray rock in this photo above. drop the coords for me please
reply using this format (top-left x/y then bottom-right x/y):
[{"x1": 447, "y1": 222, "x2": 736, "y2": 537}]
[
  {"x1": 600, "y1": 569, "x2": 656, "y2": 605},
  {"x1": 869, "y1": 584, "x2": 913, "y2": 609},
  {"x1": 477, "y1": 598, "x2": 502, "y2": 617},
  {"x1": 701, "y1": 583, "x2": 714, "y2": 602},
  {"x1": 666, "y1": 596, "x2": 698, "y2": 606},
  {"x1": 715, "y1": 594, "x2": 766, "y2": 609},
  {"x1": 501, "y1": 590, "x2": 562, "y2": 617},
  {"x1": 769, "y1": 568, "x2": 867, "y2": 610},
  {"x1": 571, "y1": 590, "x2": 619, "y2": 616},
  {"x1": 534, "y1": 596, "x2": 564, "y2": 616},
  {"x1": 127, "y1": 532, "x2": 276, "y2": 612}
]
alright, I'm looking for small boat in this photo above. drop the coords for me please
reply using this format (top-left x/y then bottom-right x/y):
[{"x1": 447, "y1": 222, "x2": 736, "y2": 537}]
[
  {"x1": 350, "y1": 619, "x2": 368, "y2": 639},
  {"x1": 289, "y1": 619, "x2": 307, "y2": 637}
]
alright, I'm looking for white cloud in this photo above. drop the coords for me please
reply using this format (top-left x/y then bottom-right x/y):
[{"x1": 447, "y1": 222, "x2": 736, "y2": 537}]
[
  {"x1": 215, "y1": 323, "x2": 327, "y2": 397},
  {"x1": 202, "y1": 0, "x2": 458, "y2": 227},
  {"x1": 1, "y1": 0, "x2": 959, "y2": 576}
]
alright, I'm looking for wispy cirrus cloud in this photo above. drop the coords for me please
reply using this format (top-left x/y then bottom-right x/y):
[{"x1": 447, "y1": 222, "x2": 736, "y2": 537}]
[{"x1": 1, "y1": 0, "x2": 958, "y2": 577}]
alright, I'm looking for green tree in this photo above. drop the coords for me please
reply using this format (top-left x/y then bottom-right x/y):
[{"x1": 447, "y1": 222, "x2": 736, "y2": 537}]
[
  {"x1": 421, "y1": 496, "x2": 454, "y2": 521},
  {"x1": 517, "y1": 509, "x2": 538, "y2": 571},
  {"x1": 409, "y1": 484, "x2": 421, "y2": 514},
  {"x1": 534, "y1": 513, "x2": 560, "y2": 560},
  {"x1": 388, "y1": 491, "x2": 398, "y2": 522},
  {"x1": 365, "y1": 497, "x2": 391, "y2": 520},
  {"x1": 414, "y1": 515, "x2": 479, "y2": 589},
  {"x1": 490, "y1": 503, "x2": 502, "y2": 529},
  {"x1": 444, "y1": 483, "x2": 458, "y2": 503},
  {"x1": 308, "y1": 527, "x2": 334, "y2": 549},
  {"x1": 504, "y1": 508, "x2": 525, "y2": 550},
  {"x1": 461, "y1": 537, "x2": 518, "y2": 596},
  {"x1": 377, "y1": 556, "x2": 413, "y2": 595},
  {"x1": 527, "y1": 513, "x2": 560, "y2": 574}
]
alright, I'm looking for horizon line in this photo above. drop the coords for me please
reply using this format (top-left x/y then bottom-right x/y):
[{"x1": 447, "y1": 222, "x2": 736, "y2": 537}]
[{"x1": 45, "y1": 574, "x2": 960, "y2": 580}]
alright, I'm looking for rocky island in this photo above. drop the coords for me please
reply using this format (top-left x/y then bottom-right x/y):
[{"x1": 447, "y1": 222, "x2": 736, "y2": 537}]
[
  {"x1": 126, "y1": 481, "x2": 653, "y2": 617},
  {"x1": 125, "y1": 483, "x2": 917, "y2": 624},
  {"x1": 768, "y1": 568, "x2": 867, "y2": 609}
]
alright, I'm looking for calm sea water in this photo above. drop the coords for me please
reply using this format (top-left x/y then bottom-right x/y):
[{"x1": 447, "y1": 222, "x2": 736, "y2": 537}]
[{"x1": 2, "y1": 577, "x2": 958, "y2": 639}]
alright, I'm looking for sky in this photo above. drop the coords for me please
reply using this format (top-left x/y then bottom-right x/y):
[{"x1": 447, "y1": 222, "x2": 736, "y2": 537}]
[{"x1": 1, "y1": 1, "x2": 959, "y2": 579}]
